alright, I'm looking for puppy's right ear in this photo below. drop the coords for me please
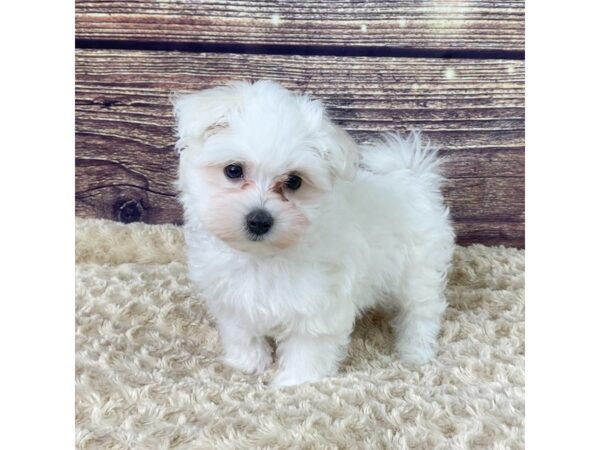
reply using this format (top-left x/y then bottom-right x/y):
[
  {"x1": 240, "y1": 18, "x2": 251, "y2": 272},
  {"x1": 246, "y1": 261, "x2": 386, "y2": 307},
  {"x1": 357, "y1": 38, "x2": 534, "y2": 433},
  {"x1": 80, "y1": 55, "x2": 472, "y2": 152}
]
[{"x1": 171, "y1": 82, "x2": 247, "y2": 152}]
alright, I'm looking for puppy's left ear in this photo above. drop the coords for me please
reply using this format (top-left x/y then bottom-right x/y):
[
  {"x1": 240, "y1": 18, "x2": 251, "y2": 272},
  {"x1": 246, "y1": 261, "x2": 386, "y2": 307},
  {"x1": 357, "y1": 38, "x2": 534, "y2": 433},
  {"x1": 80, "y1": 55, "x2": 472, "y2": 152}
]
[
  {"x1": 321, "y1": 118, "x2": 360, "y2": 180},
  {"x1": 298, "y1": 97, "x2": 359, "y2": 181}
]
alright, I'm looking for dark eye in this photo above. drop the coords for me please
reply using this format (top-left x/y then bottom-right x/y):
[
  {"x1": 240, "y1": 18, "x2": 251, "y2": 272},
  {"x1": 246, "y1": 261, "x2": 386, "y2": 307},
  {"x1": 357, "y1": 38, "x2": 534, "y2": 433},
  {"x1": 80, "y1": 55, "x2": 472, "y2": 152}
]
[
  {"x1": 224, "y1": 164, "x2": 243, "y2": 179},
  {"x1": 285, "y1": 174, "x2": 302, "y2": 191}
]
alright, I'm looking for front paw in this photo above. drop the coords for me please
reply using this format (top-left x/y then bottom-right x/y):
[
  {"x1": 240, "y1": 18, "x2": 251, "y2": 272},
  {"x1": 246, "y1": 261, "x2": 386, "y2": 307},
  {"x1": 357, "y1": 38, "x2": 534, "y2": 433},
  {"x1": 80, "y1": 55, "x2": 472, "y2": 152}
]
[
  {"x1": 396, "y1": 338, "x2": 437, "y2": 365},
  {"x1": 220, "y1": 340, "x2": 273, "y2": 375}
]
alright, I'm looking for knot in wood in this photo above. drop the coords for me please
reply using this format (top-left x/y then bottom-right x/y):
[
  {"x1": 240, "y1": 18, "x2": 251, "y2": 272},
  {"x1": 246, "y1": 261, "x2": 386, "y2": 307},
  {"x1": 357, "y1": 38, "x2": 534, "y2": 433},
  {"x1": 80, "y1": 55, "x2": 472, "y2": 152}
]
[{"x1": 116, "y1": 199, "x2": 144, "y2": 223}]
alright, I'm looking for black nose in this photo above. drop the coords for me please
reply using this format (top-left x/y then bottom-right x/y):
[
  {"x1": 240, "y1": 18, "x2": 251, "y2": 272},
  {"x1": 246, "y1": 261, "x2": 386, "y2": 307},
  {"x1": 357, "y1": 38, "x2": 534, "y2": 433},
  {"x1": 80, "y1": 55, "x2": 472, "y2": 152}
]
[{"x1": 245, "y1": 209, "x2": 274, "y2": 236}]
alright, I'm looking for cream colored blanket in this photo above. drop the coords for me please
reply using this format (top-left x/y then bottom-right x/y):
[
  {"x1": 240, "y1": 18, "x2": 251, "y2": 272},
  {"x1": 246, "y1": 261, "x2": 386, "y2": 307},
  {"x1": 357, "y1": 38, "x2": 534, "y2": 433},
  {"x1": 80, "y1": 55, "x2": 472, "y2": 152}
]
[{"x1": 75, "y1": 218, "x2": 524, "y2": 449}]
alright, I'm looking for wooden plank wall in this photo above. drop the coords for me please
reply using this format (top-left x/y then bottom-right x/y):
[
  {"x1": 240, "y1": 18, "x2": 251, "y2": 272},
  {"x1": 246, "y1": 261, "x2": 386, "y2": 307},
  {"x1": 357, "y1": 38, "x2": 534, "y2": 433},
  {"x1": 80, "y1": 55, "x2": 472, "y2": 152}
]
[{"x1": 75, "y1": 1, "x2": 525, "y2": 248}]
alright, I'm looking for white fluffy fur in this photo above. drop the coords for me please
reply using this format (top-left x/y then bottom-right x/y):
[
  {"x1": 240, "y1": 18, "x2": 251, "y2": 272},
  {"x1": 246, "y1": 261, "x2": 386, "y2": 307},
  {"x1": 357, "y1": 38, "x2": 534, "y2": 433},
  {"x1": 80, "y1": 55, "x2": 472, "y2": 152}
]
[{"x1": 173, "y1": 80, "x2": 455, "y2": 386}]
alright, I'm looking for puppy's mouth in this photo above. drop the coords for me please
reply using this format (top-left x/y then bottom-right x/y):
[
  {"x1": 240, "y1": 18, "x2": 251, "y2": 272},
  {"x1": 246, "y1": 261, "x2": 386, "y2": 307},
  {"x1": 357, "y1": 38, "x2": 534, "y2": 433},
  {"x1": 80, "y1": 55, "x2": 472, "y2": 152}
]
[{"x1": 246, "y1": 232, "x2": 268, "y2": 242}]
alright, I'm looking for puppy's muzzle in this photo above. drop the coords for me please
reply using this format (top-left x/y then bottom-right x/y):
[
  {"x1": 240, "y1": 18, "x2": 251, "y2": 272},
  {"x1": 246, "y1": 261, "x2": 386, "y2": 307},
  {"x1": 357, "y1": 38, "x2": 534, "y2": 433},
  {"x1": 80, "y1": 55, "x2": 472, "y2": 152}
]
[{"x1": 245, "y1": 209, "x2": 274, "y2": 238}]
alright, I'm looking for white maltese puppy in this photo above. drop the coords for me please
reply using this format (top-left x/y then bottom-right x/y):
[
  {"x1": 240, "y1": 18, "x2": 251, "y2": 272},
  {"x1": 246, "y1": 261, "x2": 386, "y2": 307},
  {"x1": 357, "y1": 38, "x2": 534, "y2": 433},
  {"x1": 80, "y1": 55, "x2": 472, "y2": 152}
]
[{"x1": 174, "y1": 80, "x2": 454, "y2": 386}]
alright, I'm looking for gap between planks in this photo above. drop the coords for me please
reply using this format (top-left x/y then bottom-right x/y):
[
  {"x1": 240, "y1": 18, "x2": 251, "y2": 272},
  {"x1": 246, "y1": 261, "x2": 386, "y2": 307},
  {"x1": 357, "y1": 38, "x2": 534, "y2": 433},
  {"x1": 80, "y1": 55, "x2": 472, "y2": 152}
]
[{"x1": 75, "y1": 39, "x2": 525, "y2": 61}]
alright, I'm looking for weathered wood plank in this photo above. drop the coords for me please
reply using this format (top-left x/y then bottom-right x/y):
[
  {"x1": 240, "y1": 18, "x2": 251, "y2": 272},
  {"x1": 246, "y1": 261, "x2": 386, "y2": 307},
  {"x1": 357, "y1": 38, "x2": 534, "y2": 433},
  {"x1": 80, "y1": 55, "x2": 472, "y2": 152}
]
[
  {"x1": 75, "y1": 49, "x2": 524, "y2": 247},
  {"x1": 75, "y1": 0, "x2": 524, "y2": 52}
]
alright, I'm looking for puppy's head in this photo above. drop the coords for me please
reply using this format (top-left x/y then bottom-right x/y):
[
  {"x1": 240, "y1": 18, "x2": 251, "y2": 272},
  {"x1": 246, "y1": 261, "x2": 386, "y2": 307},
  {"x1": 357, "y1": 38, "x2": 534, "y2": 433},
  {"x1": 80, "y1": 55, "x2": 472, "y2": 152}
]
[{"x1": 173, "y1": 80, "x2": 358, "y2": 253}]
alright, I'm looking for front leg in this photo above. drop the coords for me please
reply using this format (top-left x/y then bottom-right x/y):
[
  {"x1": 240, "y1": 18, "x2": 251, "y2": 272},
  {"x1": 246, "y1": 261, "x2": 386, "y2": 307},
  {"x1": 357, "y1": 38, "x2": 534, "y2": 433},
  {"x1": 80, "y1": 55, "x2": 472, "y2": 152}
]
[
  {"x1": 272, "y1": 332, "x2": 350, "y2": 386},
  {"x1": 216, "y1": 318, "x2": 273, "y2": 375}
]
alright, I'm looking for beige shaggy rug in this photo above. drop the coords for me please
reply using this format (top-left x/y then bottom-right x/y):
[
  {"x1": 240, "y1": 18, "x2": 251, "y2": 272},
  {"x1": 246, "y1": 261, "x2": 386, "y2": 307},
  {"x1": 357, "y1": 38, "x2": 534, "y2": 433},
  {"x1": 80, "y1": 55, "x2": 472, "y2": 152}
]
[{"x1": 75, "y1": 218, "x2": 524, "y2": 449}]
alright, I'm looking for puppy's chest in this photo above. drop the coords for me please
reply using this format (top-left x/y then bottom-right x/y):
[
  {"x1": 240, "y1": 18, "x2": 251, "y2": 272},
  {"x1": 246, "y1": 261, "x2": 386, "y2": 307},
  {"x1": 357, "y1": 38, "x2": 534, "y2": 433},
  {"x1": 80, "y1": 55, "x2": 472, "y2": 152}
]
[{"x1": 193, "y1": 254, "x2": 334, "y2": 328}]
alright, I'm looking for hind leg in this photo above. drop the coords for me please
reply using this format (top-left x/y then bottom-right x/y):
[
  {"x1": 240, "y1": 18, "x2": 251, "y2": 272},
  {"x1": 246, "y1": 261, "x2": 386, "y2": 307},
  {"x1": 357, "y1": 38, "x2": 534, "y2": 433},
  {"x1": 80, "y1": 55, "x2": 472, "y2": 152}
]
[{"x1": 392, "y1": 268, "x2": 447, "y2": 364}]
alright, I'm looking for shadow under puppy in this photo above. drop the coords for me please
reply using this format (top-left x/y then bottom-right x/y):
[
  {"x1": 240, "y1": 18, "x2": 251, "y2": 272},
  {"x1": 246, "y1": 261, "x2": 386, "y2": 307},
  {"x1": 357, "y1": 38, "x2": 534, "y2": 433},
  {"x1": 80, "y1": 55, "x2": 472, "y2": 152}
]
[{"x1": 173, "y1": 80, "x2": 454, "y2": 386}]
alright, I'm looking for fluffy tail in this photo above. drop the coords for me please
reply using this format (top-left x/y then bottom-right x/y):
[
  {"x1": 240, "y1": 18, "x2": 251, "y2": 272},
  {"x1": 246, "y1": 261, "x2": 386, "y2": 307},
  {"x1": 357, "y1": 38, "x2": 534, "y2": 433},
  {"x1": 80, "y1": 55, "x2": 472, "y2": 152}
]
[{"x1": 359, "y1": 131, "x2": 445, "y2": 184}]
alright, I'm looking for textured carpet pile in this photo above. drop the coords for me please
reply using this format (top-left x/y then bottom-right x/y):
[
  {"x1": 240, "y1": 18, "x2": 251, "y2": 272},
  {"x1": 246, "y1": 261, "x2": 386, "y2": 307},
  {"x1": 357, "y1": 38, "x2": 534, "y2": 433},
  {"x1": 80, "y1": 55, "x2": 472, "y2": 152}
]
[{"x1": 75, "y1": 218, "x2": 524, "y2": 449}]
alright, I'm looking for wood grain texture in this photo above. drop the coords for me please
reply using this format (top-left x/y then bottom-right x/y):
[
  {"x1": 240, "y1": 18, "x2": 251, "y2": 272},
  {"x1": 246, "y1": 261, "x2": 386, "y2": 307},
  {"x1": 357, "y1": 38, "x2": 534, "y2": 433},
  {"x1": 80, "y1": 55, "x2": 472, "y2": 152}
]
[
  {"x1": 75, "y1": 0, "x2": 524, "y2": 52},
  {"x1": 75, "y1": 49, "x2": 524, "y2": 247}
]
